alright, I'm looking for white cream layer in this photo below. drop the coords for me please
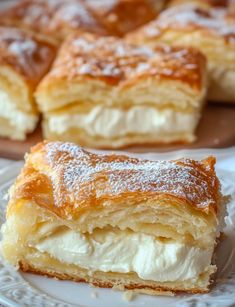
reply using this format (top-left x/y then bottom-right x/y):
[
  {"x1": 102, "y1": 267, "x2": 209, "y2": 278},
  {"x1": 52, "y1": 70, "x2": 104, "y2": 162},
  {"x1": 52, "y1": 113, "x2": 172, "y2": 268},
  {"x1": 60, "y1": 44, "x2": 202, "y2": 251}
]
[
  {"x1": 0, "y1": 90, "x2": 37, "y2": 136},
  {"x1": 47, "y1": 106, "x2": 199, "y2": 138},
  {"x1": 35, "y1": 228, "x2": 213, "y2": 282}
]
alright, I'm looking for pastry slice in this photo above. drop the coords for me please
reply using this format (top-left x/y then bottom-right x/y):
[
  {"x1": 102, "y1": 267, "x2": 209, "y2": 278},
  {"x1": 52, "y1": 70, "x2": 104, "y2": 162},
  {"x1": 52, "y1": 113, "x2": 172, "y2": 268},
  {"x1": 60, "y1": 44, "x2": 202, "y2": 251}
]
[
  {"x1": 35, "y1": 33, "x2": 207, "y2": 149},
  {"x1": 127, "y1": 4, "x2": 235, "y2": 103},
  {"x1": 0, "y1": 27, "x2": 56, "y2": 140},
  {"x1": 0, "y1": 0, "x2": 164, "y2": 42},
  {"x1": 1, "y1": 141, "x2": 227, "y2": 295}
]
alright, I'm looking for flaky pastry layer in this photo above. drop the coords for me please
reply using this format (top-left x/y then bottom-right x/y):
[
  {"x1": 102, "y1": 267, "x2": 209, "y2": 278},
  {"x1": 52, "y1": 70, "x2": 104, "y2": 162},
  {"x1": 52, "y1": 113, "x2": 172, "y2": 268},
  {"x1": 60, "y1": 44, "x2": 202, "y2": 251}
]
[
  {"x1": 36, "y1": 33, "x2": 207, "y2": 113},
  {"x1": 5, "y1": 141, "x2": 223, "y2": 247}
]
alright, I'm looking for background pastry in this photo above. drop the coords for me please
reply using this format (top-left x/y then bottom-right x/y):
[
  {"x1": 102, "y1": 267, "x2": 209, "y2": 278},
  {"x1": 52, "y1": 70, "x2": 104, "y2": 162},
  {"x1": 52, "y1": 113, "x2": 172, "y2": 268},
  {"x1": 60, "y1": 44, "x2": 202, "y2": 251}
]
[
  {"x1": 1, "y1": 141, "x2": 227, "y2": 295},
  {"x1": 0, "y1": 26, "x2": 56, "y2": 140},
  {"x1": 127, "y1": 4, "x2": 235, "y2": 103},
  {"x1": 35, "y1": 33, "x2": 207, "y2": 148},
  {"x1": 85, "y1": 0, "x2": 165, "y2": 37},
  {"x1": 0, "y1": 0, "x2": 164, "y2": 42}
]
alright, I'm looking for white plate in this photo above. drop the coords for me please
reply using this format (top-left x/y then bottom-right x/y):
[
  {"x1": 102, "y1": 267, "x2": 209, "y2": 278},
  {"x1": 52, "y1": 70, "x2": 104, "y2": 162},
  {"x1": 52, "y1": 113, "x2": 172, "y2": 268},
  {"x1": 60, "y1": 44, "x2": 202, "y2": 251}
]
[{"x1": 0, "y1": 148, "x2": 235, "y2": 307}]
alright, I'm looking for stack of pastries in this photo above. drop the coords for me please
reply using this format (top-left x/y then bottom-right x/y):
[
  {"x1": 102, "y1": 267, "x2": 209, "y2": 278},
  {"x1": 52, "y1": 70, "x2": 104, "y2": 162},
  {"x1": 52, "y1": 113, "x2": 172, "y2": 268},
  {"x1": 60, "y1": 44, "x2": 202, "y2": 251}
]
[{"x1": 0, "y1": 0, "x2": 234, "y2": 145}]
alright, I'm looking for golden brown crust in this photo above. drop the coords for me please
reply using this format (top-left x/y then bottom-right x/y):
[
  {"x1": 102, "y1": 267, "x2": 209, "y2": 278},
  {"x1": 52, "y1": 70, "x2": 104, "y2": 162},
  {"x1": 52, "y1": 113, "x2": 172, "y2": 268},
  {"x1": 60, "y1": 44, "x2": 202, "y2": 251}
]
[
  {"x1": 7, "y1": 141, "x2": 220, "y2": 221},
  {"x1": 39, "y1": 33, "x2": 206, "y2": 90},
  {"x1": 85, "y1": 0, "x2": 164, "y2": 36},
  {"x1": 19, "y1": 260, "x2": 211, "y2": 295},
  {"x1": 0, "y1": 0, "x2": 162, "y2": 40},
  {"x1": 0, "y1": 0, "x2": 107, "y2": 42},
  {"x1": 0, "y1": 26, "x2": 57, "y2": 86},
  {"x1": 127, "y1": 4, "x2": 235, "y2": 44}
]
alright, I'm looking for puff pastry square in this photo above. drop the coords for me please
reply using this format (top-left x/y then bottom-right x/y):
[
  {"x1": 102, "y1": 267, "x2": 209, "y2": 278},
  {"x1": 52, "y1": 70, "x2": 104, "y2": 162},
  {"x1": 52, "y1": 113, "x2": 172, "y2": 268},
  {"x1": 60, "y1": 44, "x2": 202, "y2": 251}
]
[
  {"x1": 1, "y1": 141, "x2": 227, "y2": 295},
  {"x1": 36, "y1": 33, "x2": 207, "y2": 149},
  {"x1": 0, "y1": 27, "x2": 56, "y2": 140},
  {"x1": 0, "y1": 0, "x2": 164, "y2": 41},
  {"x1": 127, "y1": 4, "x2": 235, "y2": 103}
]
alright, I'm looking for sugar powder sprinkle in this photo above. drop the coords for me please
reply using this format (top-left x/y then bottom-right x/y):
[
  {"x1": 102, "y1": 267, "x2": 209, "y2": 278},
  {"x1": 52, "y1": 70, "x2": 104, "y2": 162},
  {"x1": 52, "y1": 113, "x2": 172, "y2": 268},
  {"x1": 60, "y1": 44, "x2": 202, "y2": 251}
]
[{"x1": 45, "y1": 142, "x2": 217, "y2": 211}]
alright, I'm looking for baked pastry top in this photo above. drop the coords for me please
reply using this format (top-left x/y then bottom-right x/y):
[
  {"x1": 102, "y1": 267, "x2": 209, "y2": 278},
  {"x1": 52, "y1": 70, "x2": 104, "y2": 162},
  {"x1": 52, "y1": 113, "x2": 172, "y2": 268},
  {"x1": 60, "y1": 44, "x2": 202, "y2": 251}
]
[
  {"x1": 0, "y1": 0, "x2": 106, "y2": 42},
  {"x1": 10, "y1": 141, "x2": 219, "y2": 221},
  {"x1": 0, "y1": 0, "x2": 163, "y2": 41},
  {"x1": 0, "y1": 26, "x2": 57, "y2": 88},
  {"x1": 127, "y1": 4, "x2": 235, "y2": 44},
  {"x1": 126, "y1": 4, "x2": 235, "y2": 103},
  {"x1": 36, "y1": 33, "x2": 206, "y2": 112},
  {"x1": 51, "y1": 34, "x2": 205, "y2": 87},
  {"x1": 85, "y1": 0, "x2": 164, "y2": 36}
]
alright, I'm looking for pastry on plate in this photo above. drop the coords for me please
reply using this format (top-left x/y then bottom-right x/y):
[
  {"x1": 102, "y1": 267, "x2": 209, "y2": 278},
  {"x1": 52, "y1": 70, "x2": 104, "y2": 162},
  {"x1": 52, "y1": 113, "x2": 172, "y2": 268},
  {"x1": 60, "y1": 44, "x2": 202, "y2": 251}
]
[
  {"x1": 0, "y1": 27, "x2": 56, "y2": 140},
  {"x1": 35, "y1": 33, "x2": 207, "y2": 149},
  {"x1": 0, "y1": 0, "x2": 164, "y2": 42},
  {"x1": 1, "y1": 141, "x2": 227, "y2": 295},
  {"x1": 127, "y1": 4, "x2": 235, "y2": 103}
]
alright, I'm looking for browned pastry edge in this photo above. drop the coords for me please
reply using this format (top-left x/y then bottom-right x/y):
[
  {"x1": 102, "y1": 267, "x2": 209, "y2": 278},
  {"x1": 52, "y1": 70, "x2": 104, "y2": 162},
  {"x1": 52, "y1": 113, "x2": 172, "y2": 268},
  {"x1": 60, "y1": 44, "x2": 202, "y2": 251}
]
[
  {"x1": 38, "y1": 32, "x2": 206, "y2": 89},
  {"x1": 127, "y1": 4, "x2": 235, "y2": 44},
  {"x1": 0, "y1": 26, "x2": 57, "y2": 86},
  {"x1": 0, "y1": 0, "x2": 162, "y2": 40},
  {"x1": 7, "y1": 141, "x2": 221, "y2": 221},
  {"x1": 19, "y1": 261, "x2": 211, "y2": 295}
]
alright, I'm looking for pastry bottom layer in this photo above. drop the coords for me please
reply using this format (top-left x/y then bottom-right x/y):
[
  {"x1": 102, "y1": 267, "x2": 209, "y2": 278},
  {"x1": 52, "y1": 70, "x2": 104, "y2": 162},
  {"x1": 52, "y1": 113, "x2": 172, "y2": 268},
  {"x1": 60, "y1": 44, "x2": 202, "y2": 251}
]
[{"x1": 19, "y1": 254, "x2": 216, "y2": 296}]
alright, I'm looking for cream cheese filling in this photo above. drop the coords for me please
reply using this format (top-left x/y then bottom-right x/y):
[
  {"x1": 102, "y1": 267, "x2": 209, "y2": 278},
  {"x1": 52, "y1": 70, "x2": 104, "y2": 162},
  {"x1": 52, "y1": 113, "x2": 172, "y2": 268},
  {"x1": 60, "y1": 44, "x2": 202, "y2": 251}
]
[
  {"x1": 35, "y1": 228, "x2": 213, "y2": 282},
  {"x1": 0, "y1": 90, "x2": 37, "y2": 133},
  {"x1": 47, "y1": 106, "x2": 199, "y2": 138}
]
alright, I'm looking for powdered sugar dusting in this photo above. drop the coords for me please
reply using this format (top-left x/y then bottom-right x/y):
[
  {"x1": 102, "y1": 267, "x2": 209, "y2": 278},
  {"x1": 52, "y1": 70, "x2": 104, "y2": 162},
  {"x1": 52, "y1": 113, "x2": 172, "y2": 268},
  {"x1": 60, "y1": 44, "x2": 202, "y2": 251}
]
[
  {"x1": 143, "y1": 4, "x2": 235, "y2": 40},
  {"x1": 50, "y1": 34, "x2": 203, "y2": 88},
  {"x1": 0, "y1": 27, "x2": 55, "y2": 81},
  {"x1": 52, "y1": 1, "x2": 98, "y2": 29},
  {"x1": 8, "y1": 40, "x2": 37, "y2": 56},
  {"x1": 45, "y1": 142, "x2": 217, "y2": 212}
]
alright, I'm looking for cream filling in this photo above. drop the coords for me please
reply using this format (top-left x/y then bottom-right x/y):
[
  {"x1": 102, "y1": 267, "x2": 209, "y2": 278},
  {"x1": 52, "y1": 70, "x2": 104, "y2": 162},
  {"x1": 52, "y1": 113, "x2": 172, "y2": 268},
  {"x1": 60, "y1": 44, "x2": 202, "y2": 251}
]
[
  {"x1": 0, "y1": 90, "x2": 37, "y2": 133},
  {"x1": 47, "y1": 106, "x2": 199, "y2": 138},
  {"x1": 35, "y1": 228, "x2": 213, "y2": 282}
]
